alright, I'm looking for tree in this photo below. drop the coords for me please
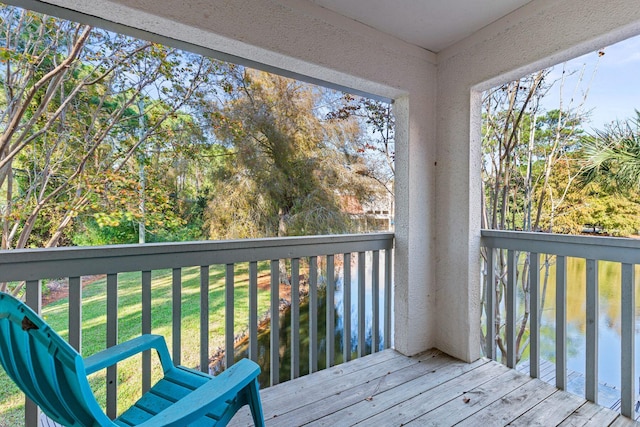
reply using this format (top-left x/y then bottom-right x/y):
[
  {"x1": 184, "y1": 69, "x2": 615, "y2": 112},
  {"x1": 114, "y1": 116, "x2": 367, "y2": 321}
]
[
  {"x1": 580, "y1": 111, "x2": 640, "y2": 193},
  {"x1": 481, "y1": 60, "x2": 596, "y2": 363},
  {"x1": 0, "y1": 6, "x2": 218, "y2": 249},
  {"x1": 0, "y1": 5, "x2": 220, "y2": 294},
  {"x1": 204, "y1": 68, "x2": 378, "y2": 240},
  {"x1": 325, "y1": 93, "x2": 395, "y2": 198}
]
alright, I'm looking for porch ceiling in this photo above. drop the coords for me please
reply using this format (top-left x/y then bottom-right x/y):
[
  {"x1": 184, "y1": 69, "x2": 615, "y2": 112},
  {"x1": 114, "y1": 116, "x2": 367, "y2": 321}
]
[{"x1": 307, "y1": 0, "x2": 532, "y2": 52}]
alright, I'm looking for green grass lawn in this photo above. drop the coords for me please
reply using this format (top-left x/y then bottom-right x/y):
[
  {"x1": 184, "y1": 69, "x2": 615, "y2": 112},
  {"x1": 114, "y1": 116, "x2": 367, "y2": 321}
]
[{"x1": 0, "y1": 263, "x2": 272, "y2": 426}]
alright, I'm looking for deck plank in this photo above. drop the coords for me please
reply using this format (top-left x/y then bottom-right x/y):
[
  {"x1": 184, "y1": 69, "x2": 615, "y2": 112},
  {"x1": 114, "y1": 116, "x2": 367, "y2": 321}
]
[
  {"x1": 227, "y1": 350, "x2": 640, "y2": 427},
  {"x1": 611, "y1": 416, "x2": 640, "y2": 426},
  {"x1": 455, "y1": 374, "x2": 558, "y2": 426},
  {"x1": 230, "y1": 349, "x2": 439, "y2": 426},
  {"x1": 311, "y1": 358, "x2": 489, "y2": 426},
  {"x1": 404, "y1": 368, "x2": 533, "y2": 426},
  {"x1": 509, "y1": 386, "x2": 586, "y2": 426},
  {"x1": 353, "y1": 360, "x2": 509, "y2": 426},
  {"x1": 266, "y1": 351, "x2": 457, "y2": 426},
  {"x1": 557, "y1": 402, "x2": 620, "y2": 427}
]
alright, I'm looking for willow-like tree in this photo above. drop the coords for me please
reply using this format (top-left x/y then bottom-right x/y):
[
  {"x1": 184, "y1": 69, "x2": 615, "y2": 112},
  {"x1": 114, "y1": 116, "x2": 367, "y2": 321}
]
[{"x1": 205, "y1": 67, "x2": 378, "y2": 239}]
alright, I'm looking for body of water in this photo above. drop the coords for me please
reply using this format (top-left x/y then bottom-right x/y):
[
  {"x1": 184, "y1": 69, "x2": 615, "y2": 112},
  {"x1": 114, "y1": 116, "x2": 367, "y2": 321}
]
[
  {"x1": 519, "y1": 256, "x2": 640, "y2": 392},
  {"x1": 234, "y1": 253, "x2": 390, "y2": 387}
]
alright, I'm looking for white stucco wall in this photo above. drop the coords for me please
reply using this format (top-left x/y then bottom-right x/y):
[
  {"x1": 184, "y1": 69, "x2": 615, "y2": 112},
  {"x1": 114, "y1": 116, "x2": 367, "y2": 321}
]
[
  {"x1": 436, "y1": 0, "x2": 640, "y2": 361},
  {"x1": 25, "y1": 0, "x2": 439, "y2": 356}
]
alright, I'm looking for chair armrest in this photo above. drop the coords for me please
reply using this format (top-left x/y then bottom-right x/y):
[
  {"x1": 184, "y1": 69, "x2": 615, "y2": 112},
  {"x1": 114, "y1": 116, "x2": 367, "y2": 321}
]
[
  {"x1": 137, "y1": 359, "x2": 261, "y2": 427},
  {"x1": 84, "y1": 334, "x2": 173, "y2": 375}
]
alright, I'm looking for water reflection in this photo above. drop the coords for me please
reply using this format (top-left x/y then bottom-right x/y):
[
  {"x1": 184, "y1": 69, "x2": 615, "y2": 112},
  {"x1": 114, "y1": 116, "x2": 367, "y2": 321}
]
[
  {"x1": 233, "y1": 253, "x2": 390, "y2": 388},
  {"x1": 518, "y1": 257, "x2": 640, "y2": 391}
]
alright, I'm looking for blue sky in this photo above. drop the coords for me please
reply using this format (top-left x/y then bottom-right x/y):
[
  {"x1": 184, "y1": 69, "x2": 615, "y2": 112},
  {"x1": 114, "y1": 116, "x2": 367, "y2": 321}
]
[{"x1": 541, "y1": 34, "x2": 640, "y2": 132}]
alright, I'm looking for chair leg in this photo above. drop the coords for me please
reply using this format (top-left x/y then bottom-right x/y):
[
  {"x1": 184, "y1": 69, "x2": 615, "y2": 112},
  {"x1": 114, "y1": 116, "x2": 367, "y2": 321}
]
[{"x1": 247, "y1": 379, "x2": 265, "y2": 427}]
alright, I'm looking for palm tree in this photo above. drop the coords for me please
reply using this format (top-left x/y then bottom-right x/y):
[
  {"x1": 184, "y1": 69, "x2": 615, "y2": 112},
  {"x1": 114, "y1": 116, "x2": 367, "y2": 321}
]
[{"x1": 580, "y1": 110, "x2": 640, "y2": 192}]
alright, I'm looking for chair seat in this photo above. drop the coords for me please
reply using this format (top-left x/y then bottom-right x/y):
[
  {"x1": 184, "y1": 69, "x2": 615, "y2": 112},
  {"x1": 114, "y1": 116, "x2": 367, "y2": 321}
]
[{"x1": 115, "y1": 366, "x2": 235, "y2": 426}]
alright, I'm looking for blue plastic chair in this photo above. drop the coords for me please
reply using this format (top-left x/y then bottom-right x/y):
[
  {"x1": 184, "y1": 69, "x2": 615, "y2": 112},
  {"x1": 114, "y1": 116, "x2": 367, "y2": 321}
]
[{"x1": 0, "y1": 292, "x2": 265, "y2": 426}]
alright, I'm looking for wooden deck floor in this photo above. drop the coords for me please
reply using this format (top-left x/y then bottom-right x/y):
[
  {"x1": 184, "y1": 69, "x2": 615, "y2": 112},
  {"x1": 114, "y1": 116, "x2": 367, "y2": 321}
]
[{"x1": 229, "y1": 349, "x2": 640, "y2": 427}]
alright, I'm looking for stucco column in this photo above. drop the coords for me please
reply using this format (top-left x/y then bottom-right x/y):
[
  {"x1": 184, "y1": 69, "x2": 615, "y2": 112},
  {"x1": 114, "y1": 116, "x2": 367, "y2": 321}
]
[{"x1": 393, "y1": 94, "x2": 437, "y2": 356}]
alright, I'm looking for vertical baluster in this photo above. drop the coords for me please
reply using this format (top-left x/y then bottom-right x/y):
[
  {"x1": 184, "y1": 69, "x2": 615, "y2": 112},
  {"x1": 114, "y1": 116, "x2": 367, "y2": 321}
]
[
  {"x1": 225, "y1": 264, "x2": 235, "y2": 369},
  {"x1": 486, "y1": 249, "x2": 496, "y2": 360},
  {"x1": 249, "y1": 261, "x2": 258, "y2": 363},
  {"x1": 556, "y1": 255, "x2": 567, "y2": 390},
  {"x1": 309, "y1": 256, "x2": 318, "y2": 373},
  {"x1": 621, "y1": 263, "x2": 635, "y2": 418},
  {"x1": 141, "y1": 270, "x2": 152, "y2": 393},
  {"x1": 372, "y1": 250, "x2": 380, "y2": 353},
  {"x1": 384, "y1": 249, "x2": 392, "y2": 349},
  {"x1": 172, "y1": 268, "x2": 182, "y2": 364},
  {"x1": 358, "y1": 252, "x2": 366, "y2": 358},
  {"x1": 343, "y1": 253, "x2": 352, "y2": 361},
  {"x1": 68, "y1": 276, "x2": 82, "y2": 352},
  {"x1": 106, "y1": 273, "x2": 118, "y2": 418},
  {"x1": 291, "y1": 258, "x2": 300, "y2": 379},
  {"x1": 585, "y1": 259, "x2": 598, "y2": 403},
  {"x1": 200, "y1": 266, "x2": 209, "y2": 373},
  {"x1": 25, "y1": 280, "x2": 41, "y2": 427},
  {"x1": 326, "y1": 255, "x2": 335, "y2": 367},
  {"x1": 506, "y1": 250, "x2": 516, "y2": 369},
  {"x1": 270, "y1": 260, "x2": 280, "y2": 386},
  {"x1": 529, "y1": 253, "x2": 540, "y2": 378}
]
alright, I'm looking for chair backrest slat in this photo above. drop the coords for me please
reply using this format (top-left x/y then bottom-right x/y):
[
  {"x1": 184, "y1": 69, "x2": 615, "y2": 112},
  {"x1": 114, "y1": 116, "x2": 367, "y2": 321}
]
[{"x1": 0, "y1": 293, "x2": 111, "y2": 426}]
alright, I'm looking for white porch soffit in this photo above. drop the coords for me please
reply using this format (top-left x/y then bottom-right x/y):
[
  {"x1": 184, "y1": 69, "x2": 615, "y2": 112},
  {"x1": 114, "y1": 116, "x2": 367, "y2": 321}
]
[{"x1": 308, "y1": 0, "x2": 532, "y2": 53}]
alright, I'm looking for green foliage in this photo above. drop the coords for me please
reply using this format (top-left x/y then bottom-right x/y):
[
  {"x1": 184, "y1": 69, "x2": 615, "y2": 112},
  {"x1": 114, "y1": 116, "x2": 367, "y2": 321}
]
[
  {"x1": 72, "y1": 216, "x2": 138, "y2": 246},
  {"x1": 205, "y1": 69, "x2": 379, "y2": 238},
  {"x1": 580, "y1": 110, "x2": 640, "y2": 193},
  {"x1": 0, "y1": 4, "x2": 221, "y2": 252}
]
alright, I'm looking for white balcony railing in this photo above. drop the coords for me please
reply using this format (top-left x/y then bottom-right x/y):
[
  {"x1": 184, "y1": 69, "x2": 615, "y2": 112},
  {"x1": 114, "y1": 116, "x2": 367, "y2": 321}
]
[
  {"x1": 481, "y1": 230, "x2": 638, "y2": 419},
  {"x1": 0, "y1": 233, "x2": 394, "y2": 427}
]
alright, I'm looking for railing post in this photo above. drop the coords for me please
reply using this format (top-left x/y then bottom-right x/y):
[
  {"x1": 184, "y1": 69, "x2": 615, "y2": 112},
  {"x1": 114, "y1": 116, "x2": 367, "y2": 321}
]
[
  {"x1": 585, "y1": 259, "x2": 598, "y2": 403},
  {"x1": 199, "y1": 266, "x2": 209, "y2": 373},
  {"x1": 249, "y1": 261, "x2": 258, "y2": 363},
  {"x1": 69, "y1": 277, "x2": 82, "y2": 352},
  {"x1": 384, "y1": 249, "x2": 392, "y2": 350},
  {"x1": 529, "y1": 253, "x2": 540, "y2": 378},
  {"x1": 326, "y1": 255, "x2": 335, "y2": 368},
  {"x1": 172, "y1": 268, "x2": 182, "y2": 364},
  {"x1": 372, "y1": 250, "x2": 380, "y2": 353},
  {"x1": 506, "y1": 250, "x2": 516, "y2": 369},
  {"x1": 270, "y1": 260, "x2": 280, "y2": 386},
  {"x1": 225, "y1": 263, "x2": 235, "y2": 368},
  {"x1": 309, "y1": 256, "x2": 318, "y2": 373},
  {"x1": 141, "y1": 270, "x2": 152, "y2": 393},
  {"x1": 358, "y1": 252, "x2": 366, "y2": 358},
  {"x1": 106, "y1": 273, "x2": 118, "y2": 419},
  {"x1": 621, "y1": 263, "x2": 635, "y2": 418},
  {"x1": 343, "y1": 253, "x2": 352, "y2": 361},
  {"x1": 291, "y1": 258, "x2": 300, "y2": 379},
  {"x1": 25, "y1": 280, "x2": 41, "y2": 427},
  {"x1": 485, "y1": 248, "x2": 496, "y2": 360},
  {"x1": 556, "y1": 255, "x2": 567, "y2": 391}
]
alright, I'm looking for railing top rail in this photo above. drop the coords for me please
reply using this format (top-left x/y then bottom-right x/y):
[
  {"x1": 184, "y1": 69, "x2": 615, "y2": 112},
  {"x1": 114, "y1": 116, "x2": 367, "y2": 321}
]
[
  {"x1": 481, "y1": 229, "x2": 640, "y2": 264},
  {"x1": 0, "y1": 233, "x2": 394, "y2": 282}
]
